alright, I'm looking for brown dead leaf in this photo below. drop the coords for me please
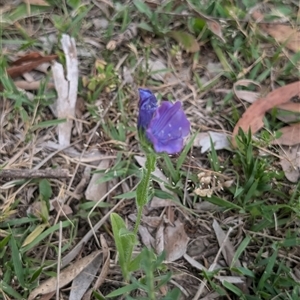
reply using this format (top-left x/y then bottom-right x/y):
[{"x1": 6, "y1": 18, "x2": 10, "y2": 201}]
[
  {"x1": 272, "y1": 123, "x2": 300, "y2": 146},
  {"x1": 276, "y1": 102, "x2": 300, "y2": 113},
  {"x1": 279, "y1": 145, "x2": 300, "y2": 182},
  {"x1": 252, "y1": 11, "x2": 300, "y2": 52},
  {"x1": 7, "y1": 53, "x2": 57, "y2": 78},
  {"x1": 28, "y1": 251, "x2": 102, "y2": 300},
  {"x1": 164, "y1": 219, "x2": 189, "y2": 262},
  {"x1": 23, "y1": 0, "x2": 50, "y2": 5},
  {"x1": 232, "y1": 81, "x2": 300, "y2": 146}
]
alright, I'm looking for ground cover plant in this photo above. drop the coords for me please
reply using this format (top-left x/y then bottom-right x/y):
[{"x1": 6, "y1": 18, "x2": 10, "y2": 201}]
[{"x1": 0, "y1": 0, "x2": 299, "y2": 299}]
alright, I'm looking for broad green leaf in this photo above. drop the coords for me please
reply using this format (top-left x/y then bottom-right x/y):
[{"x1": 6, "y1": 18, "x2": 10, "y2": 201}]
[
  {"x1": 110, "y1": 213, "x2": 135, "y2": 281},
  {"x1": 39, "y1": 179, "x2": 52, "y2": 200},
  {"x1": 168, "y1": 31, "x2": 199, "y2": 53}
]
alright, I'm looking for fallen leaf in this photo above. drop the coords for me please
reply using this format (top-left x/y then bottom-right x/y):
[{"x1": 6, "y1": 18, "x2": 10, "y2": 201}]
[
  {"x1": 69, "y1": 251, "x2": 103, "y2": 300},
  {"x1": 212, "y1": 220, "x2": 241, "y2": 269},
  {"x1": 85, "y1": 159, "x2": 110, "y2": 201},
  {"x1": 22, "y1": 224, "x2": 48, "y2": 247},
  {"x1": 276, "y1": 102, "x2": 300, "y2": 113},
  {"x1": 139, "y1": 225, "x2": 155, "y2": 248},
  {"x1": 279, "y1": 145, "x2": 300, "y2": 182},
  {"x1": 28, "y1": 251, "x2": 102, "y2": 300},
  {"x1": 194, "y1": 131, "x2": 231, "y2": 153},
  {"x1": 22, "y1": 0, "x2": 50, "y2": 5},
  {"x1": 83, "y1": 235, "x2": 110, "y2": 300},
  {"x1": 233, "y1": 79, "x2": 261, "y2": 104},
  {"x1": 164, "y1": 219, "x2": 189, "y2": 261},
  {"x1": 7, "y1": 53, "x2": 57, "y2": 79},
  {"x1": 184, "y1": 253, "x2": 206, "y2": 271},
  {"x1": 252, "y1": 11, "x2": 300, "y2": 52},
  {"x1": 272, "y1": 123, "x2": 300, "y2": 146},
  {"x1": 232, "y1": 81, "x2": 300, "y2": 146},
  {"x1": 14, "y1": 80, "x2": 54, "y2": 90},
  {"x1": 168, "y1": 31, "x2": 199, "y2": 53}
]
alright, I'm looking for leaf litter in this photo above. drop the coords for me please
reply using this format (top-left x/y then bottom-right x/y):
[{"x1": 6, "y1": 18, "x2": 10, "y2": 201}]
[{"x1": 1, "y1": 2, "x2": 300, "y2": 299}]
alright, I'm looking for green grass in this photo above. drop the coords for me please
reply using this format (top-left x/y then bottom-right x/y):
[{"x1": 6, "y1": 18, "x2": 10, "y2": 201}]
[{"x1": 0, "y1": 0, "x2": 299, "y2": 299}]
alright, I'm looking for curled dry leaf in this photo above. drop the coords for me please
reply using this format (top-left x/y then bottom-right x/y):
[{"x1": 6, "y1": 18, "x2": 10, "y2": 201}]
[
  {"x1": 233, "y1": 79, "x2": 261, "y2": 104},
  {"x1": 278, "y1": 145, "x2": 300, "y2": 183},
  {"x1": 272, "y1": 122, "x2": 300, "y2": 146},
  {"x1": 7, "y1": 53, "x2": 57, "y2": 79},
  {"x1": 232, "y1": 81, "x2": 300, "y2": 146},
  {"x1": 252, "y1": 10, "x2": 300, "y2": 53}
]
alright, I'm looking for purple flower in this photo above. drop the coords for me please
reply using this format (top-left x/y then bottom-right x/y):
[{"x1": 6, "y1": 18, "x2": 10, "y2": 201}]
[
  {"x1": 146, "y1": 101, "x2": 190, "y2": 154},
  {"x1": 138, "y1": 88, "x2": 158, "y2": 130}
]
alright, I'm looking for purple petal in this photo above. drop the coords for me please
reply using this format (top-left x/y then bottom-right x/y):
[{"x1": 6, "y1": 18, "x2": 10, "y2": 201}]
[
  {"x1": 146, "y1": 101, "x2": 190, "y2": 154},
  {"x1": 137, "y1": 88, "x2": 158, "y2": 130}
]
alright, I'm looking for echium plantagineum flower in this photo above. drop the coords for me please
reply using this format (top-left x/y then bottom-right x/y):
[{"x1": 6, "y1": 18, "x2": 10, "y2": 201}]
[{"x1": 138, "y1": 88, "x2": 190, "y2": 154}]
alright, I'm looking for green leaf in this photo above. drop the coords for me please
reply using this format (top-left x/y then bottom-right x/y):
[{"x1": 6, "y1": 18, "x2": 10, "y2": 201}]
[
  {"x1": 106, "y1": 283, "x2": 138, "y2": 297},
  {"x1": 222, "y1": 281, "x2": 245, "y2": 298},
  {"x1": 20, "y1": 220, "x2": 72, "y2": 252},
  {"x1": 10, "y1": 234, "x2": 25, "y2": 287},
  {"x1": 31, "y1": 118, "x2": 67, "y2": 130},
  {"x1": 110, "y1": 213, "x2": 135, "y2": 281},
  {"x1": 206, "y1": 195, "x2": 244, "y2": 211},
  {"x1": 176, "y1": 131, "x2": 197, "y2": 170},
  {"x1": 0, "y1": 281, "x2": 23, "y2": 299},
  {"x1": 258, "y1": 245, "x2": 278, "y2": 290},
  {"x1": 162, "y1": 288, "x2": 181, "y2": 300},
  {"x1": 22, "y1": 224, "x2": 48, "y2": 247},
  {"x1": 133, "y1": 0, "x2": 153, "y2": 19},
  {"x1": 231, "y1": 235, "x2": 251, "y2": 268},
  {"x1": 39, "y1": 179, "x2": 52, "y2": 201},
  {"x1": 136, "y1": 153, "x2": 156, "y2": 208},
  {"x1": 168, "y1": 31, "x2": 199, "y2": 53}
]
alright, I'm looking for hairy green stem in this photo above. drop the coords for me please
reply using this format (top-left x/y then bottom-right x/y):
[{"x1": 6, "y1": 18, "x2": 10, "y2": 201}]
[{"x1": 134, "y1": 153, "x2": 156, "y2": 235}]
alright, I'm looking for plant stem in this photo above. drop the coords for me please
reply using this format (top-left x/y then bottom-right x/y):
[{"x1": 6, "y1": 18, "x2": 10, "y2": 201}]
[{"x1": 134, "y1": 153, "x2": 156, "y2": 235}]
